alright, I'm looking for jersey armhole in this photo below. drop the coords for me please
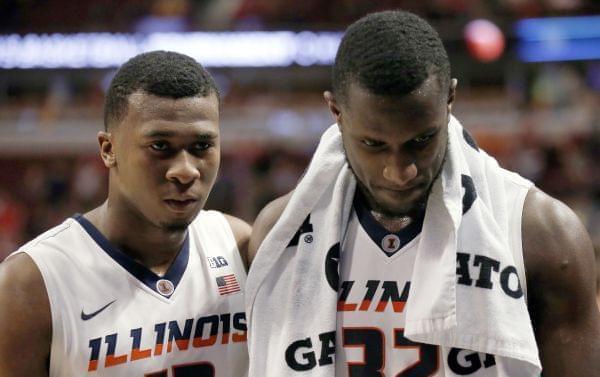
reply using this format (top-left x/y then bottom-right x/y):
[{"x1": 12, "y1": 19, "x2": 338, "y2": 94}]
[
  {"x1": 11, "y1": 250, "x2": 59, "y2": 371},
  {"x1": 510, "y1": 189, "x2": 529, "y2": 302}
]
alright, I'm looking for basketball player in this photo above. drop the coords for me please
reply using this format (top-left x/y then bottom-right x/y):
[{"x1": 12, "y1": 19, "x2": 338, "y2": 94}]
[
  {"x1": 0, "y1": 51, "x2": 250, "y2": 376},
  {"x1": 248, "y1": 11, "x2": 600, "y2": 376}
]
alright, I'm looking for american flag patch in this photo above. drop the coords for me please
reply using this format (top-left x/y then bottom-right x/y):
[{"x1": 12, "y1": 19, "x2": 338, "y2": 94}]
[{"x1": 216, "y1": 274, "x2": 241, "y2": 295}]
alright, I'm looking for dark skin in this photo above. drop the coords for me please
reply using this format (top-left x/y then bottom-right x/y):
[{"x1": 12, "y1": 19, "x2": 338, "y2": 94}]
[
  {"x1": 248, "y1": 77, "x2": 600, "y2": 376},
  {"x1": 333, "y1": 77, "x2": 453, "y2": 218},
  {"x1": 0, "y1": 91, "x2": 251, "y2": 376},
  {"x1": 522, "y1": 189, "x2": 599, "y2": 374}
]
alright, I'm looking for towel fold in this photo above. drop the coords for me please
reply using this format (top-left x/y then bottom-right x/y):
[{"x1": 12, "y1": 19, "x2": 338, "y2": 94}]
[{"x1": 246, "y1": 116, "x2": 541, "y2": 376}]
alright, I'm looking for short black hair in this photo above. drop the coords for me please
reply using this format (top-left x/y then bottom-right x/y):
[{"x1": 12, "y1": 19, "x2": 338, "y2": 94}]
[
  {"x1": 332, "y1": 10, "x2": 451, "y2": 102},
  {"x1": 104, "y1": 50, "x2": 220, "y2": 130}
]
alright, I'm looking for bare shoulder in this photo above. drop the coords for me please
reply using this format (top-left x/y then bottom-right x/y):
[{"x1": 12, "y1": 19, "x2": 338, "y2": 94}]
[
  {"x1": 247, "y1": 192, "x2": 293, "y2": 265},
  {"x1": 522, "y1": 187, "x2": 600, "y2": 375},
  {"x1": 522, "y1": 187, "x2": 596, "y2": 294},
  {"x1": 223, "y1": 214, "x2": 252, "y2": 270},
  {"x1": 0, "y1": 253, "x2": 51, "y2": 375}
]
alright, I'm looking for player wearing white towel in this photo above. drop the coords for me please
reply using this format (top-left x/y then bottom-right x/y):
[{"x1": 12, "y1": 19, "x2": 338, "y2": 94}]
[
  {"x1": 249, "y1": 11, "x2": 600, "y2": 376},
  {"x1": 0, "y1": 51, "x2": 250, "y2": 376}
]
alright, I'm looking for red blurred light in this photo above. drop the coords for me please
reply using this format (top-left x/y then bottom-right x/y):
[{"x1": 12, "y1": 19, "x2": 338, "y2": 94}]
[{"x1": 464, "y1": 19, "x2": 505, "y2": 62}]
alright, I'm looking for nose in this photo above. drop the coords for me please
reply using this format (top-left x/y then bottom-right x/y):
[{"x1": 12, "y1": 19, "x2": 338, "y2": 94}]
[
  {"x1": 382, "y1": 153, "x2": 418, "y2": 187},
  {"x1": 165, "y1": 151, "x2": 201, "y2": 185}
]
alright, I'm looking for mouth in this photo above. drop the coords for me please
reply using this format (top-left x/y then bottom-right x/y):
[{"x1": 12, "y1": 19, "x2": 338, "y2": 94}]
[
  {"x1": 164, "y1": 198, "x2": 199, "y2": 212},
  {"x1": 377, "y1": 183, "x2": 423, "y2": 194},
  {"x1": 373, "y1": 183, "x2": 429, "y2": 206}
]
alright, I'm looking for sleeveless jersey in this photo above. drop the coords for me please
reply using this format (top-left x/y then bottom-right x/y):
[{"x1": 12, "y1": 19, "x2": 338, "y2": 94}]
[
  {"x1": 17, "y1": 210, "x2": 248, "y2": 377},
  {"x1": 336, "y1": 172, "x2": 529, "y2": 377}
]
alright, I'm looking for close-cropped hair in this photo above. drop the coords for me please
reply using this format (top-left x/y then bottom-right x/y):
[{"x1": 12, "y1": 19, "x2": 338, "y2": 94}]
[
  {"x1": 332, "y1": 10, "x2": 451, "y2": 102},
  {"x1": 104, "y1": 50, "x2": 220, "y2": 130}
]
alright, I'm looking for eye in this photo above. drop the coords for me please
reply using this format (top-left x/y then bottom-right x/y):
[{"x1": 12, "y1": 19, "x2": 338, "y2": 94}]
[
  {"x1": 412, "y1": 134, "x2": 433, "y2": 144},
  {"x1": 410, "y1": 131, "x2": 438, "y2": 147},
  {"x1": 191, "y1": 141, "x2": 212, "y2": 152},
  {"x1": 362, "y1": 139, "x2": 384, "y2": 148},
  {"x1": 150, "y1": 141, "x2": 169, "y2": 151}
]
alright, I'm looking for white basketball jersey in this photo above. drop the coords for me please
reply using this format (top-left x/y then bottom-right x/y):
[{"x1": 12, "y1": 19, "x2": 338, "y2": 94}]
[
  {"x1": 17, "y1": 210, "x2": 248, "y2": 377},
  {"x1": 336, "y1": 187, "x2": 527, "y2": 376}
]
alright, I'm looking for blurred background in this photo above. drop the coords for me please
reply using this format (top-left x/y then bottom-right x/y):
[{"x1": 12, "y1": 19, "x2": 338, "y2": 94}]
[{"x1": 0, "y1": 0, "x2": 599, "y2": 273}]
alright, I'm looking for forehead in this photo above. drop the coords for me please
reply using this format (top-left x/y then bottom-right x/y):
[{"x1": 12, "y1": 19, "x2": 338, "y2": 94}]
[
  {"x1": 343, "y1": 76, "x2": 446, "y2": 134},
  {"x1": 121, "y1": 91, "x2": 220, "y2": 136}
]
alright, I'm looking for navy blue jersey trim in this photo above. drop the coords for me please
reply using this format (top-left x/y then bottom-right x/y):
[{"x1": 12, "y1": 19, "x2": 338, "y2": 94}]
[
  {"x1": 353, "y1": 192, "x2": 424, "y2": 257},
  {"x1": 73, "y1": 214, "x2": 189, "y2": 298}
]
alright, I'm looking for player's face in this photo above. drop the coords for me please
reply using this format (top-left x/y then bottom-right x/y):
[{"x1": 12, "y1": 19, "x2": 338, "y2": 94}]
[
  {"x1": 326, "y1": 75, "x2": 456, "y2": 217},
  {"x1": 105, "y1": 91, "x2": 220, "y2": 230}
]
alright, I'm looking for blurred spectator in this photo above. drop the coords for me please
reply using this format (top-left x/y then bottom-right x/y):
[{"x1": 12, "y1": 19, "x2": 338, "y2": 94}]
[
  {"x1": 0, "y1": 189, "x2": 26, "y2": 260},
  {"x1": 2, "y1": 0, "x2": 598, "y2": 33},
  {"x1": 1, "y1": 0, "x2": 599, "y2": 281},
  {"x1": 72, "y1": 157, "x2": 107, "y2": 208},
  {"x1": 134, "y1": 0, "x2": 190, "y2": 33}
]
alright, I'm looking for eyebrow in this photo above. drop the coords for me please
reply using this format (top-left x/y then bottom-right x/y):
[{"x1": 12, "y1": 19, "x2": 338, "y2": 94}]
[
  {"x1": 361, "y1": 126, "x2": 439, "y2": 140},
  {"x1": 142, "y1": 130, "x2": 218, "y2": 139},
  {"x1": 414, "y1": 127, "x2": 440, "y2": 137}
]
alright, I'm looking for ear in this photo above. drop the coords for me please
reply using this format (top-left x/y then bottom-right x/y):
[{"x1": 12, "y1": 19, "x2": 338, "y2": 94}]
[
  {"x1": 323, "y1": 91, "x2": 343, "y2": 128},
  {"x1": 98, "y1": 131, "x2": 116, "y2": 168}
]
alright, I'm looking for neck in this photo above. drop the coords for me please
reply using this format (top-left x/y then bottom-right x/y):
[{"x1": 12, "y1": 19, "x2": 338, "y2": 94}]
[
  {"x1": 357, "y1": 188, "x2": 420, "y2": 233},
  {"x1": 85, "y1": 200, "x2": 187, "y2": 276},
  {"x1": 370, "y1": 210, "x2": 413, "y2": 233}
]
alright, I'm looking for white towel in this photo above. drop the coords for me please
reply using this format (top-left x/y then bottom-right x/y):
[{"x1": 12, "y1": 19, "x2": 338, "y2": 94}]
[{"x1": 246, "y1": 116, "x2": 541, "y2": 376}]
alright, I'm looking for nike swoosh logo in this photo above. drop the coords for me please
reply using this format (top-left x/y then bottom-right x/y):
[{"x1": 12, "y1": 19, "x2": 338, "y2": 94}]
[{"x1": 81, "y1": 300, "x2": 116, "y2": 321}]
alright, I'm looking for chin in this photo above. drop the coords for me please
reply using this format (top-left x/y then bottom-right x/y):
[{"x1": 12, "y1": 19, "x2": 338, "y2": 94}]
[
  {"x1": 162, "y1": 221, "x2": 191, "y2": 232},
  {"x1": 157, "y1": 215, "x2": 196, "y2": 232},
  {"x1": 371, "y1": 193, "x2": 429, "y2": 217},
  {"x1": 162, "y1": 207, "x2": 203, "y2": 230},
  {"x1": 376, "y1": 203, "x2": 417, "y2": 217}
]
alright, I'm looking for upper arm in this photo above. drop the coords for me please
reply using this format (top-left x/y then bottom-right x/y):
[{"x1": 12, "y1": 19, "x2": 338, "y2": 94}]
[
  {"x1": 0, "y1": 253, "x2": 51, "y2": 376},
  {"x1": 522, "y1": 187, "x2": 600, "y2": 375},
  {"x1": 224, "y1": 215, "x2": 252, "y2": 270},
  {"x1": 247, "y1": 192, "x2": 293, "y2": 266}
]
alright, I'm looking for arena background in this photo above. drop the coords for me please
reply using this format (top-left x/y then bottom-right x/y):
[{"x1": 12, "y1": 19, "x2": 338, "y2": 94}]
[{"x1": 0, "y1": 0, "x2": 598, "y2": 296}]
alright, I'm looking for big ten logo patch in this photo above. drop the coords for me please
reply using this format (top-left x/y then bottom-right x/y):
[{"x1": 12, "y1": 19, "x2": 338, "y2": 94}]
[{"x1": 207, "y1": 256, "x2": 229, "y2": 269}]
